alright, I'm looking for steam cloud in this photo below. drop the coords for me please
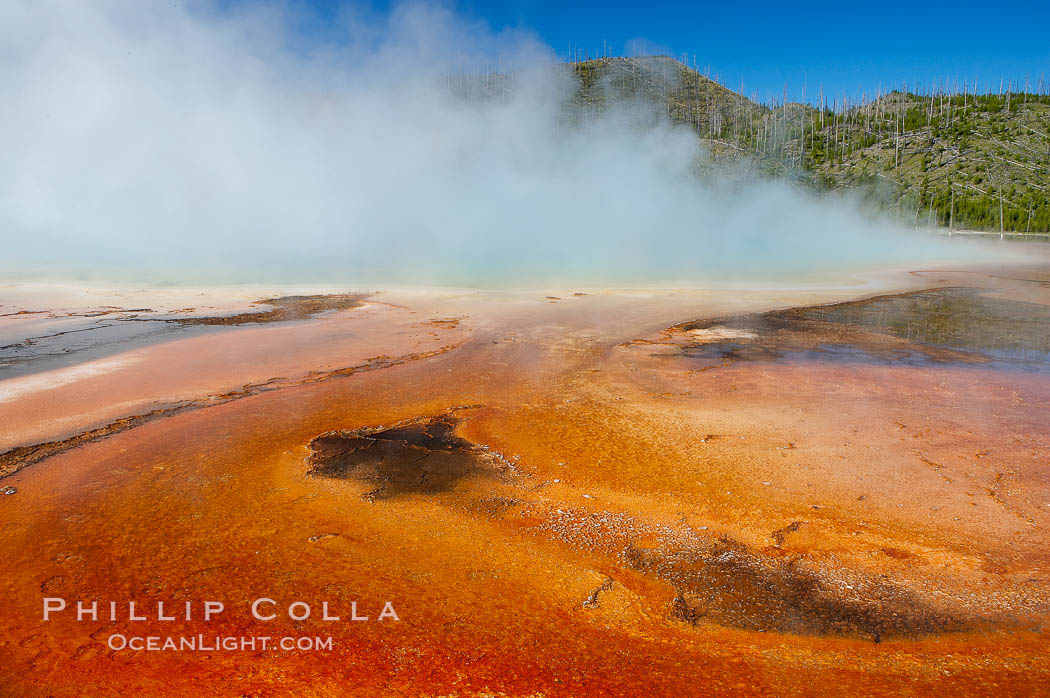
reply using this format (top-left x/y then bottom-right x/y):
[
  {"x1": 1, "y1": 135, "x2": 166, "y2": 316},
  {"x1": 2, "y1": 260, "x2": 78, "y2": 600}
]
[{"x1": 0, "y1": 1, "x2": 998, "y2": 286}]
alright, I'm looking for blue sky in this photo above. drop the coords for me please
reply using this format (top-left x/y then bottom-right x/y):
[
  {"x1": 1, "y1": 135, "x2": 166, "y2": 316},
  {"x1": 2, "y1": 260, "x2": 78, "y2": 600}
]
[{"x1": 297, "y1": 0, "x2": 1049, "y2": 104}]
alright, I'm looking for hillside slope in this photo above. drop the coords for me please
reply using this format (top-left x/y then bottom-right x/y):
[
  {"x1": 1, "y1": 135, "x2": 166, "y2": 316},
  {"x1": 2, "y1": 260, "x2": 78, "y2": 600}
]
[{"x1": 565, "y1": 58, "x2": 1050, "y2": 232}]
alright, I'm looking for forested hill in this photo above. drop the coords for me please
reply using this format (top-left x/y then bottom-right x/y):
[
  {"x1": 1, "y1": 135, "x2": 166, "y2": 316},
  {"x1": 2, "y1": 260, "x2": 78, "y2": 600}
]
[{"x1": 555, "y1": 57, "x2": 1050, "y2": 233}]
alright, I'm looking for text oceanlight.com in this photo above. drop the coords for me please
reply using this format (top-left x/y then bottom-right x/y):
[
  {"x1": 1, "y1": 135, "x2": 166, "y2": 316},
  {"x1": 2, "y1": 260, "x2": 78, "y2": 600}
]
[{"x1": 107, "y1": 634, "x2": 334, "y2": 652}]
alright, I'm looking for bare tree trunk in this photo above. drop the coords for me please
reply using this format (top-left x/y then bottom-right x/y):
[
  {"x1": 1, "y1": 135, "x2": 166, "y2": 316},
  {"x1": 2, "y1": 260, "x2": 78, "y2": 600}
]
[
  {"x1": 949, "y1": 186, "x2": 955, "y2": 232},
  {"x1": 999, "y1": 186, "x2": 1005, "y2": 236}
]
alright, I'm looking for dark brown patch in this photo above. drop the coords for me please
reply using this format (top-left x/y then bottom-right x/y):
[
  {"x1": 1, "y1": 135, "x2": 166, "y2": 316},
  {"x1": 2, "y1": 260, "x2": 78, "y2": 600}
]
[
  {"x1": 582, "y1": 576, "x2": 615, "y2": 608},
  {"x1": 625, "y1": 536, "x2": 971, "y2": 641},
  {"x1": 469, "y1": 495, "x2": 524, "y2": 518},
  {"x1": 305, "y1": 413, "x2": 508, "y2": 500},
  {"x1": 772, "y1": 521, "x2": 803, "y2": 547},
  {"x1": 880, "y1": 547, "x2": 914, "y2": 561},
  {"x1": 308, "y1": 533, "x2": 339, "y2": 543},
  {"x1": 175, "y1": 294, "x2": 368, "y2": 326},
  {"x1": 421, "y1": 317, "x2": 463, "y2": 329}
]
